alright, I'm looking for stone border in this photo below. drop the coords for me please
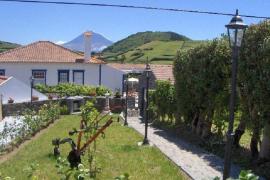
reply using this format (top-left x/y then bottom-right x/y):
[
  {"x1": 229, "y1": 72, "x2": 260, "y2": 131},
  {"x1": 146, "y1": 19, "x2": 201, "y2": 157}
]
[{"x1": 2, "y1": 96, "x2": 125, "y2": 117}]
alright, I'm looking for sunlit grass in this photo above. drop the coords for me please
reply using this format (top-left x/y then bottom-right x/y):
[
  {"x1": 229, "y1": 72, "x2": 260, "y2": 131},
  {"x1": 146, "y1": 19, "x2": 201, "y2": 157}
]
[{"x1": 0, "y1": 115, "x2": 188, "y2": 180}]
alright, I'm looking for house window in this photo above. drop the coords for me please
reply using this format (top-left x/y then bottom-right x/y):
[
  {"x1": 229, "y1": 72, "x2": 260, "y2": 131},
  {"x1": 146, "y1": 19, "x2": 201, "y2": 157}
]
[
  {"x1": 32, "y1": 70, "x2": 46, "y2": 85},
  {"x1": 0, "y1": 69, "x2": 5, "y2": 76},
  {"x1": 58, "y1": 70, "x2": 69, "y2": 84},
  {"x1": 73, "y1": 70, "x2": 84, "y2": 85}
]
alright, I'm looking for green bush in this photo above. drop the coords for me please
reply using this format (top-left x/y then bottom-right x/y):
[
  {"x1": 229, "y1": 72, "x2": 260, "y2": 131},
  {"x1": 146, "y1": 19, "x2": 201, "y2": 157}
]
[
  {"x1": 0, "y1": 103, "x2": 61, "y2": 152},
  {"x1": 149, "y1": 80, "x2": 176, "y2": 123},
  {"x1": 60, "y1": 105, "x2": 69, "y2": 115},
  {"x1": 96, "y1": 86, "x2": 111, "y2": 96},
  {"x1": 34, "y1": 83, "x2": 111, "y2": 97},
  {"x1": 150, "y1": 56, "x2": 174, "y2": 61}
]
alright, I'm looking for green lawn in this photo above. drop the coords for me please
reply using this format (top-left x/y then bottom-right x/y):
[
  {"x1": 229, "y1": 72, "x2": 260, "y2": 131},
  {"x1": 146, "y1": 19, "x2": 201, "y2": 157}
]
[{"x1": 0, "y1": 115, "x2": 188, "y2": 180}]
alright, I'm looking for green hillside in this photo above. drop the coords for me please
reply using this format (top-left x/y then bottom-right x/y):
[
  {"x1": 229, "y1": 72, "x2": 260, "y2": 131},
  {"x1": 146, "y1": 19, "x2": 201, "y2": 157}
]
[
  {"x1": 0, "y1": 41, "x2": 20, "y2": 53},
  {"x1": 103, "y1": 31, "x2": 190, "y2": 54},
  {"x1": 103, "y1": 40, "x2": 206, "y2": 64}
]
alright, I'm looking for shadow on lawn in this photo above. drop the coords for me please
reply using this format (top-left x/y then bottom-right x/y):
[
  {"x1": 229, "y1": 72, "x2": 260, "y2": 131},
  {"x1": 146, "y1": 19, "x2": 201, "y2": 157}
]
[
  {"x1": 138, "y1": 118, "x2": 241, "y2": 179},
  {"x1": 145, "y1": 119, "x2": 269, "y2": 179}
]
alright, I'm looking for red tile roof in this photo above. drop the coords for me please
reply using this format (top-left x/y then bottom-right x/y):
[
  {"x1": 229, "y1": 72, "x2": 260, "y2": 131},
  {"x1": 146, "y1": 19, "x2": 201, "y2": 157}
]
[
  {"x1": 0, "y1": 41, "x2": 105, "y2": 64},
  {"x1": 151, "y1": 65, "x2": 174, "y2": 83},
  {"x1": 108, "y1": 63, "x2": 145, "y2": 71},
  {"x1": 0, "y1": 76, "x2": 9, "y2": 85},
  {"x1": 108, "y1": 63, "x2": 174, "y2": 83}
]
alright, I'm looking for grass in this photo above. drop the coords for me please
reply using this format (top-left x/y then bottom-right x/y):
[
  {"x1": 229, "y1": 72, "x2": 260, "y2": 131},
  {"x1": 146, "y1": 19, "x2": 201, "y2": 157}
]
[
  {"x1": 103, "y1": 40, "x2": 206, "y2": 64},
  {"x1": 0, "y1": 115, "x2": 188, "y2": 180}
]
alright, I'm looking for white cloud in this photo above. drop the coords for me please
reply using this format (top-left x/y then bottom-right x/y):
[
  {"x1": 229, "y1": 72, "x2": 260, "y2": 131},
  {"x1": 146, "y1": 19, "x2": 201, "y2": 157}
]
[{"x1": 55, "y1": 40, "x2": 66, "y2": 45}]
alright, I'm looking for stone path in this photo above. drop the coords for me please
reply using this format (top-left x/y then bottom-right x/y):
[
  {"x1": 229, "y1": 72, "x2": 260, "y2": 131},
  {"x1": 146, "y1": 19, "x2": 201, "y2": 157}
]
[{"x1": 128, "y1": 117, "x2": 241, "y2": 180}]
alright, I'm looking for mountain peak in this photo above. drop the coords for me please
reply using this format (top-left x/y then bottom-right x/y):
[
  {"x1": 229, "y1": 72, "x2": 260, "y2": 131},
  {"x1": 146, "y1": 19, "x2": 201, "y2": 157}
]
[{"x1": 63, "y1": 31, "x2": 113, "y2": 52}]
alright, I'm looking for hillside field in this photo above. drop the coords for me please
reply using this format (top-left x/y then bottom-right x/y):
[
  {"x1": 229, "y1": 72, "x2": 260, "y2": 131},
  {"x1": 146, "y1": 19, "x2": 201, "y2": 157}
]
[
  {"x1": 0, "y1": 41, "x2": 20, "y2": 53},
  {"x1": 103, "y1": 40, "x2": 205, "y2": 64}
]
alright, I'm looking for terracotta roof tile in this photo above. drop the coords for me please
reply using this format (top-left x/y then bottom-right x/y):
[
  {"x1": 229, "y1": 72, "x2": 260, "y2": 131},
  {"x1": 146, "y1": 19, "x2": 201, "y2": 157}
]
[
  {"x1": 108, "y1": 63, "x2": 174, "y2": 83},
  {"x1": 151, "y1": 65, "x2": 174, "y2": 83},
  {"x1": 108, "y1": 63, "x2": 145, "y2": 71},
  {"x1": 0, "y1": 76, "x2": 9, "y2": 85},
  {"x1": 0, "y1": 41, "x2": 105, "y2": 64}
]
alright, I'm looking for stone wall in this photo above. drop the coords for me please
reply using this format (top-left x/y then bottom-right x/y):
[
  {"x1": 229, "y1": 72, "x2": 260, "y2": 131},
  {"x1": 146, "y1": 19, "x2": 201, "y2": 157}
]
[
  {"x1": 2, "y1": 99, "x2": 61, "y2": 117},
  {"x1": 2, "y1": 96, "x2": 125, "y2": 117}
]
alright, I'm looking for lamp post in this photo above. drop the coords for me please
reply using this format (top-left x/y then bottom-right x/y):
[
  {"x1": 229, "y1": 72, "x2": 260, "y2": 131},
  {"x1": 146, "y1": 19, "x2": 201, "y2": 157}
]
[
  {"x1": 142, "y1": 61, "x2": 151, "y2": 145},
  {"x1": 124, "y1": 74, "x2": 129, "y2": 126},
  {"x1": 223, "y1": 9, "x2": 247, "y2": 180},
  {"x1": 30, "y1": 76, "x2": 34, "y2": 104}
]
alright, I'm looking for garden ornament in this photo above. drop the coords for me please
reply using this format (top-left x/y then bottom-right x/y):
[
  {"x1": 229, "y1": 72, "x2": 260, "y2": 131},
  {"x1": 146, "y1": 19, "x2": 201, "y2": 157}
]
[{"x1": 52, "y1": 115, "x2": 113, "y2": 168}]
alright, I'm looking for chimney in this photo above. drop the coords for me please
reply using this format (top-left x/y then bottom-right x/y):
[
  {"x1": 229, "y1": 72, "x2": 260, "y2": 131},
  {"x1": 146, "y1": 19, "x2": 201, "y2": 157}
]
[{"x1": 84, "y1": 31, "x2": 92, "y2": 62}]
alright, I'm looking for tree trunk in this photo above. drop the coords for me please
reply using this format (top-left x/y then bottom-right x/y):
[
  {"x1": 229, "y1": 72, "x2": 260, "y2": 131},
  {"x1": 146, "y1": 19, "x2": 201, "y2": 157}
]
[
  {"x1": 250, "y1": 108, "x2": 260, "y2": 159},
  {"x1": 174, "y1": 111, "x2": 182, "y2": 127},
  {"x1": 233, "y1": 118, "x2": 246, "y2": 148},
  {"x1": 250, "y1": 133, "x2": 260, "y2": 159},
  {"x1": 201, "y1": 110, "x2": 213, "y2": 139},
  {"x1": 196, "y1": 115, "x2": 204, "y2": 136},
  {"x1": 259, "y1": 122, "x2": 270, "y2": 160},
  {"x1": 192, "y1": 113, "x2": 199, "y2": 133},
  {"x1": 201, "y1": 120, "x2": 212, "y2": 139}
]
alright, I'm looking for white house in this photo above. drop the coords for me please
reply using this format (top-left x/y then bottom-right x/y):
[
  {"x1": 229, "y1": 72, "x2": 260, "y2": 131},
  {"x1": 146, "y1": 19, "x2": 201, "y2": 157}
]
[
  {"x1": 0, "y1": 76, "x2": 47, "y2": 104},
  {"x1": 0, "y1": 32, "x2": 125, "y2": 92}
]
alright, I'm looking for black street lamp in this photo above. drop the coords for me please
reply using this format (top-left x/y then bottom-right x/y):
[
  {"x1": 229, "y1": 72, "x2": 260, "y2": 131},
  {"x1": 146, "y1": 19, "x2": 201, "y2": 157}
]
[
  {"x1": 223, "y1": 9, "x2": 248, "y2": 180},
  {"x1": 142, "y1": 61, "x2": 151, "y2": 145},
  {"x1": 124, "y1": 74, "x2": 129, "y2": 126},
  {"x1": 30, "y1": 76, "x2": 34, "y2": 104}
]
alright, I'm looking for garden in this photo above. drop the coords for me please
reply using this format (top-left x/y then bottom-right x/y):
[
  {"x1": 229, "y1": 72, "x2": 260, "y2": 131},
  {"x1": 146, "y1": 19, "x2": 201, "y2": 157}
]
[
  {"x1": 0, "y1": 17, "x2": 269, "y2": 180},
  {"x1": 148, "y1": 20, "x2": 270, "y2": 179},
  {"x1": 0, "y1": 101, "x2": 187, "y2": 180}
]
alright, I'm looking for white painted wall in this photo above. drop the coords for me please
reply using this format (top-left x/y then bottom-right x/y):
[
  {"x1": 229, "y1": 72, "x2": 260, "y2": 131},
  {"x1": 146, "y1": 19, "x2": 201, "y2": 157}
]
[
  {"x1": 1, "y1": 62, "x2": 100, "y2": 86},
  {"x1": 0, "y1": 77, "x2": 47, "y2": 104},
  {"x1": 101, "y1": 65, "x2": 125, "y2": 92},
  {"x1": 0, "y1": 62, "x2": 125, "y2": 92}
]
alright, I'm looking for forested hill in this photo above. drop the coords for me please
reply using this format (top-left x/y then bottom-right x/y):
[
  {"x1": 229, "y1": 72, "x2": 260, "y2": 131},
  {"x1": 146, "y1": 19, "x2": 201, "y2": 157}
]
[{"x1": 103, "y1": 31, "x2": 191, "y2": 54}]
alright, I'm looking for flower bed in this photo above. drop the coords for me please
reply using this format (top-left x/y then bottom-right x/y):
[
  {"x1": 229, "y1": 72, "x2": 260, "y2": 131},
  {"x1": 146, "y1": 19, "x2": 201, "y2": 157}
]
[{"x1": 0, "y1": 103, "x2": 60, "y2": 154}]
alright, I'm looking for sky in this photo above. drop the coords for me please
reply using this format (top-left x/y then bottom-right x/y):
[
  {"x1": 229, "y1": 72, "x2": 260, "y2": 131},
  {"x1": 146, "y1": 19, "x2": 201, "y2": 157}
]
[{"x1": 0, "y1": 0, "x2": 269, "y2": 45}]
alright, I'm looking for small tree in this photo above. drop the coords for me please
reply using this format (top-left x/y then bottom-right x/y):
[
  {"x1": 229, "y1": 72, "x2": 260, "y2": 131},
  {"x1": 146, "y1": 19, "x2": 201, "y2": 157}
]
[{"x1": 120, "y1": 55, "x2": 126, "y2": 64}]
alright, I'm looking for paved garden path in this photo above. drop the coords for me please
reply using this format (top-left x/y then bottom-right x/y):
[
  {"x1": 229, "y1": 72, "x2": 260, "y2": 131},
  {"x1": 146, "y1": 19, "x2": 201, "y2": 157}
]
[{"x1": 128, "y1": 117, "x2": 241, "y2": 180}]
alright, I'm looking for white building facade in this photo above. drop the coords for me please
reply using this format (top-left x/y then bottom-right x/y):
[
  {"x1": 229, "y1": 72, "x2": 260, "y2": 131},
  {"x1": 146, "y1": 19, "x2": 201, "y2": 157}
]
[
  {"x1": 1, "y1": 62, "x2": 125, "y2": 92},
  {"x1": 0, "y1": 35, "x2": 125, "y2": 92}
]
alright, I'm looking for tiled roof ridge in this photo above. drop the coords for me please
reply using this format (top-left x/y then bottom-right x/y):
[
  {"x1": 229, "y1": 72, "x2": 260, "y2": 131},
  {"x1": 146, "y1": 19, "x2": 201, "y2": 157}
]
[
  {"x1": 0, "y1": 41, "x2": 83, "y2": 58},
  {"x1": 42, "y1": 41, "x2": 84, "y2": 57},
  {"x1": 108, "y1": 63, "x2": 172, "y2": 67},
  {"x1": 0, "y1": 41, "x2": 36, "y2": 56}
]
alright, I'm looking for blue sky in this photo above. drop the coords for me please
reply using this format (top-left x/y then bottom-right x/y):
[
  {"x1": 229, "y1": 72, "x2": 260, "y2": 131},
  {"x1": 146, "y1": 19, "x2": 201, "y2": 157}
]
[{"x1": 0, "y1": 0, "x2": 269, "y2": 45}]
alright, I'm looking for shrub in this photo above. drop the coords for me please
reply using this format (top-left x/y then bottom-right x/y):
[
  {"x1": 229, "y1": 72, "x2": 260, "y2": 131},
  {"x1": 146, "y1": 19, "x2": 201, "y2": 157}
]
[
  {"x1": 114, "y1": 90, "x2": 121, "y2": 98},
  {"x1": 149, "y1": 81, "x2": 176, "y2": 123},
  {"x1": 60, "y1": 105, "x2": 69, "y2": 115},
  {"x1": 0, "y1": 103, "x2": 61, "y2": 152},
  {"x1": 34, "y1": 83, "x2": 111, "y2": 97},
  {"x1": 96, "y1": 86, "x2": 111, "y2": 96}
]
